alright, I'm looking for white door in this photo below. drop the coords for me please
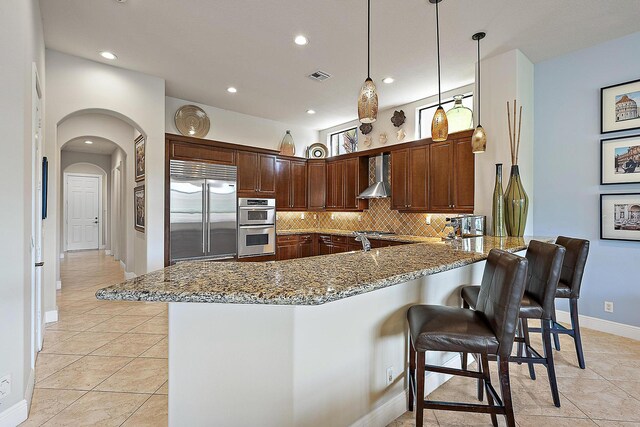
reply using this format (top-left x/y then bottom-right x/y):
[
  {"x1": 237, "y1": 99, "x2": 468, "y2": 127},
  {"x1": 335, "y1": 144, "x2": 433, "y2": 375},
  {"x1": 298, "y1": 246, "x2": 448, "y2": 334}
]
[
  {"x1": 32, "y1": 64, "x2": 44, "y2": 359},
  {"x1": 66, "y1": 175, "x2": 100, "y2": 250}
]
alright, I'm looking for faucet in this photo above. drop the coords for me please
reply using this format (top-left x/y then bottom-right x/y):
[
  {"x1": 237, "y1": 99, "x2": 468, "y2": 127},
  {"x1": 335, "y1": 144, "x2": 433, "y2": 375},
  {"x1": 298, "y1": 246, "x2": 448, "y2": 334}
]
[{"x1": 353, "y1": 232, "x2": 372, "y2": 252}]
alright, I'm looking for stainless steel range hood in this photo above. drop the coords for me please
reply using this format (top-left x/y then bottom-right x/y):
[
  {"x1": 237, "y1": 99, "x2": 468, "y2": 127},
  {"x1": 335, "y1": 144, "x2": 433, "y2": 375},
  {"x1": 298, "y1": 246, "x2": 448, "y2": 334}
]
[{"x1": 358, "y1": 154, "x2": 390, "y2": 199}]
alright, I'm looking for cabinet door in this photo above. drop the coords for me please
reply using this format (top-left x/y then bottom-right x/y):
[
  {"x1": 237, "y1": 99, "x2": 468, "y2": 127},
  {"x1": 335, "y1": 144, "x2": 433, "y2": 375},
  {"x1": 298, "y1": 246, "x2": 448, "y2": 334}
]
[
  {"x1": 326, "y1": 161, "x2": 344, "y2": 209},
  {"x1": 258, "y1": 154, "x2": 276, "y2": 195},
  {"x1": 408, "y1": 146, "x2": 429, "y2": 210},
  {"x1": 277, "y1": 243, "x2": 299, "y2": 261},
  {"x1": 299, "y1": 234, "x2": 314, "y2": 258},
  {"x1": 391, "y1": 149, "x2": 408, "y2": 210},
  {"x1": 331, "y1": 243, "x2": 350, "y2": 254},
  {"x1": 307, "y1": 161, "x2": 326, "y2": 210},
  {"x1": 290, "y1": 160, "x2": 307, "y2": 209},
  {"x1": 318, "y1": 235, "x2": 332, "y2": 255},
  {"x1": 275, "y1": 158, "x2": 291, "y2": 209},
  {"x1": 237, "y1": 151, "x2": 258, "y2": 193},
  {"x1": 429, "y1": 141, "x2": 453, "y2": 211},
  {"x1": 343, "y1": 158, "x2": 360, "y2": 210},
  {"x1": 452, "y1": 139, "x2": 474, "y2": 212}
]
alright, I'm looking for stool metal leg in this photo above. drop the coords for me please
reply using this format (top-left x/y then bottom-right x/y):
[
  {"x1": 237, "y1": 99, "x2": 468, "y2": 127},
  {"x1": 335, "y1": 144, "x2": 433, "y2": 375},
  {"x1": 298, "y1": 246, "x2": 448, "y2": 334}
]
[
  {"x1": 408, "y1": 339, "x2": 415, "y2": 411},
  {"x1": 542, "y1": 319, "x2": 561, "y2": 407},
  {"x1": 498, "y1": 357, "x2": 516, "y2": 427},
  {"x1": 477, "y1": 353, "x2": 484, "y2": 402},
  {"x1": 480, "y1": 354, "x2": 498, "y2": 427},
  {"x1": 416, "y1": 350, "x2": 426, "y2": 427},
  {"x1": 551, "y1": 305, "x2": 561, "y2": 350},
  {"x1": 521, "y1": 319, "x2": 536, "y2": 380},
  {"x1": 570, "y1": 298, "x2": 586, "y2": 369}
]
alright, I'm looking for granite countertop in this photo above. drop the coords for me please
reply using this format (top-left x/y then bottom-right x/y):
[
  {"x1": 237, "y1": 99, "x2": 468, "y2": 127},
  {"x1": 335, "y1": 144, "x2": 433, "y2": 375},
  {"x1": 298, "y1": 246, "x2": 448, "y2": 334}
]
[
  {"x1": 277, "y1": 228, "x2": 441, "y2": 243},
  {"x1": 96, "y1": 236, "x2": 550, "y2": 306}
]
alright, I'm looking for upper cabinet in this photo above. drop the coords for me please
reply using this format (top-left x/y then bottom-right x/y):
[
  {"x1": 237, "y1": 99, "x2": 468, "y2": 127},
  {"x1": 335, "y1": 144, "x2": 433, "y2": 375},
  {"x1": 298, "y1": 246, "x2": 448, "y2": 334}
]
[
  {"x1": 276, "y1": 157, "x2": 307, "y2": 210},
  {"x1": 307, "y1": 160, "x2": 327, "y2": 210},
  {"x1": 326, "y1": 157, "x2": 369, "y2": 211},
  {"x1": 237, "y1": 151, "x2": 276, "y2": 197},
  {"x1": 391, "y1": 146, "x2": 429, "y2": 211}
]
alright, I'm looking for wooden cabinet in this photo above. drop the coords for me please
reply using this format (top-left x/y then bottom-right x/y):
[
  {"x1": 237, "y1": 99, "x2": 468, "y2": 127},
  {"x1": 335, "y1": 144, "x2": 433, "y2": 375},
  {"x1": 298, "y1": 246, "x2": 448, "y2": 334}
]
[
  {"x1": 391, "y1": 147, "x2": 429, "y2": 211},
  {"x1": 428, "y1": 138, "x2": 474, "y2": 213},
  {"x1": 276, "y1": 157, "x2": 307, "y2": 210},
  {"x1": 317, "y1": 234, "x2": 332, "y2": 255},
  {"x1": 276, "y1": 234, "x2": 314, "y2": 260},
  {"x1": 238, "y1": 152, "x2": 276, "y2": 197},
  {"x1": 326, "y1": 158, "x2": 368, "y2": 211},
  {"x1": 307, "y1": 160, "x2": 326, "y2": 210},
  {"x1": 299, "y1": 234, "x2": 314, "y2": 258}
]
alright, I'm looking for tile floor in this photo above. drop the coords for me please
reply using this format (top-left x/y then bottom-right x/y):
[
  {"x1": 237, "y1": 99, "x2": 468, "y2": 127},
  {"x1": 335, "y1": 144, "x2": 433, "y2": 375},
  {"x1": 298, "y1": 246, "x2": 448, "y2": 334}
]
[{"x1": 22, "y1": 250, "x2": 640, "y2": 426}]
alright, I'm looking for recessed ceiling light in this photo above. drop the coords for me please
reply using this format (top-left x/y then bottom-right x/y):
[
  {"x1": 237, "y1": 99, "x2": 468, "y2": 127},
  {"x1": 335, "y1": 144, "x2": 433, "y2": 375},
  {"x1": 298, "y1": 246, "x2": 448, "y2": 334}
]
[
  {"x1": 294, "y1": 35, "x2": 309, "y2": 46},
  {"x1": 84, "y1": 140, "x2": 93, "y2": 144},
  {"x1": 382, "y1": 77, "x2": 394, "y2": 84},
  {"x1": 306, "y1": 109, "x2": 316, "y2": 115},
  {"x1": 99, "y1": 51, "x2": 117, "y2": 60},
  {"x1": 227, "y1": 87, "x2": 237, "y2": 93}
]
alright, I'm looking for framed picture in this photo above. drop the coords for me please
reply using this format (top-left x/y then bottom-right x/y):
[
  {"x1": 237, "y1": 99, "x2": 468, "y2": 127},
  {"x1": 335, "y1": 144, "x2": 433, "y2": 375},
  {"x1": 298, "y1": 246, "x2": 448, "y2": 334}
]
[
  {"x1": 601, "y1": 78, "x2": 640, "y2": 134},
  {"x1": 600, "y1": 193, "x2": 640, "y2": 242},
  {"x1": 601, "y1": 134, "x2": 640, "y2": 185},
  {"x1": 134, "y1": 135, "x2": 145, "y2": 182},
  {"x1": 134, "y1": 185, "x2": 145, "y2": 232}
]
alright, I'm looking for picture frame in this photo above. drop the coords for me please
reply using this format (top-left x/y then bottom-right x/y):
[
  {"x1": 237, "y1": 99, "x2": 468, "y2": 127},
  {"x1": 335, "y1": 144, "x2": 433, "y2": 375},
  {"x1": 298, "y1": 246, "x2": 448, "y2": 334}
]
[
  {"x1": 601, "y1": 78, "x2": 640, "y2": 134},
  {"x1": 134, "y1": 184, "x2": 145, "y2": 232},
  {"x1": 600, "y1": 193, "x2": 640, "y2": 242},
  {"x1": 134, "y1": 135, "x2": 145, "y2": 182},
  {"x1": 600, "y1": 134, "x2": 640, "y2": 185}
]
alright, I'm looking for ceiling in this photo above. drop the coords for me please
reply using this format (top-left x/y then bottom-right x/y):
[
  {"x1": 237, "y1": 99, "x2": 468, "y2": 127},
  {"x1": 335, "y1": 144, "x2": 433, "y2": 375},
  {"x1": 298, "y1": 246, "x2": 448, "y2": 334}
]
[
  {"x1": 40, "y1": 0, "x2": 640, "y2": 130},
  {"x1": 62, "y1": 137, "x2": 119, "y2": 155}
]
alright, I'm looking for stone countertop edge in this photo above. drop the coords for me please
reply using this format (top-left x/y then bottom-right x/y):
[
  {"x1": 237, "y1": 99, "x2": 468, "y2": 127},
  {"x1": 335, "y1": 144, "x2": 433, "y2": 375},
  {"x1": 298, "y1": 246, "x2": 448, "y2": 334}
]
[
  {"x1": 95, "y1": 236, "x2": 553, "y2": 306},
  {"x1": 276, "y1": 229, "x2": 441, "y2": 243}
]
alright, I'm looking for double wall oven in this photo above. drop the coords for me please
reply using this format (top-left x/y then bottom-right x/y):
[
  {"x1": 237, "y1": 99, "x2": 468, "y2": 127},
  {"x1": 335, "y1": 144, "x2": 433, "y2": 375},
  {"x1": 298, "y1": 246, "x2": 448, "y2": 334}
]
[{"x1": 237, "y1": 198, "x2": 276, "y2": 258}]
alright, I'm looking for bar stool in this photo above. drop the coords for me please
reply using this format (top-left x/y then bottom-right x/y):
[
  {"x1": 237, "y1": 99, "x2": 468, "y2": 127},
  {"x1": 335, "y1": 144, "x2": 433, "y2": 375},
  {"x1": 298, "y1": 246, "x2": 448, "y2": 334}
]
[
  {"x1": 461, "y1": 240, "x2": 566, "y2": 407},
  {"x1": 533, "y1": 236, "x2": 590, "y2": 368},
  {"x1": 407, "y1": 249, "x2": 528, "y2": 427}
]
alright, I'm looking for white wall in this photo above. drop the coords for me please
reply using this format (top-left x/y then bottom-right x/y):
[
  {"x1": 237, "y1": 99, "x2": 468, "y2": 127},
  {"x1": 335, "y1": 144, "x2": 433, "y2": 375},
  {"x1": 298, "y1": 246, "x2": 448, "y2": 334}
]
[
  {"x1": 111, "y1": 148, "x2": 126, "y2": 263},
  {"x1": 166, "y1": 96, "x2": 318, "y2": 157},
  {"x1": 0, "y1": 0, "x2": 44, "y2": 422},
  {"x1": 534, "y1": 31, "x2": 640, "y2": 327},
  {"x1": 44, "y1": 51, "x2": 165, "y2": 317}
]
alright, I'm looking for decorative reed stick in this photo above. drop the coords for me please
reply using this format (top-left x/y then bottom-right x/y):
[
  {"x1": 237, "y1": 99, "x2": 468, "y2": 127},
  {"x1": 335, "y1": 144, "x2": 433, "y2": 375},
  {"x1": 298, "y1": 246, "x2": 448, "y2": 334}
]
[{"x1": 507, "y1": 100, "x2": 524, "y2": 166}]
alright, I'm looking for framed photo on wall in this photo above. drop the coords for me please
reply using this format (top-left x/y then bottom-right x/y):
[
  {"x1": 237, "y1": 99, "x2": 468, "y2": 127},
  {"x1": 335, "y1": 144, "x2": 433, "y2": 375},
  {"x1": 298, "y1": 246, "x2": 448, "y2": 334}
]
[
  {"x1": 134, "y1": 135, "x2": 145, "y2": 182},
  {"x1": 600, "y1": 193, "x2": 640, "y2": 242},
  {"x1": 134, "y1": 184, "x2": 145, "y2": 233},
  {"x1": 601, "y1": 78, "x2": 640, "y2": 134},
  {"x1": 601, "y1": 134, "x2": 640, "y2": 184}
]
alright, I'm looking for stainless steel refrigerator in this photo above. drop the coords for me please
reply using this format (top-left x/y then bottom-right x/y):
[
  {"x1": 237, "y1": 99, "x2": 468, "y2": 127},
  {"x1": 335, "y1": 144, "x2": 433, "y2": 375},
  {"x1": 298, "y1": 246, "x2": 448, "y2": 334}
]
[{"x1": 169, "y1": 159, "x2": 237, "y2": 262}]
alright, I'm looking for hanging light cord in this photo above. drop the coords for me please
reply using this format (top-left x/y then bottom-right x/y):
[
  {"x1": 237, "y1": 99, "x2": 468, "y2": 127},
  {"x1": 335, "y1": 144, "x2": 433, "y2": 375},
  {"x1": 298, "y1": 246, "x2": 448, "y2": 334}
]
[
  {"x1": 436, "y1": 0, "x2": 441, "y2": 106},
  {"x1": 477, "y1": 36, "x2": 480, "y2": 125},
  {"x1": 367, "y1": 0, "x2": 371, "y2": 79}
]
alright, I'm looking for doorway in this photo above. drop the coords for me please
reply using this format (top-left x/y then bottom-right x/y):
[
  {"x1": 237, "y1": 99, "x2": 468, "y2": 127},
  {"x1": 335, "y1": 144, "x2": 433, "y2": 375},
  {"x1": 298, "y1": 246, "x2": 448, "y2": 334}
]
[{"x1": 64, "y1": 173, "x2": 103, "y2": 251}]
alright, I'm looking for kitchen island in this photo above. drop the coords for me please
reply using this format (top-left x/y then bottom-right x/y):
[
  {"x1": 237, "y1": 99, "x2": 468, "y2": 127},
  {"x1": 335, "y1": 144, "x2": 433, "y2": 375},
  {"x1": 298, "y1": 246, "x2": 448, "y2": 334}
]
[{"x1": 96, "y1": 236, "x2": 543, "y2": 427}]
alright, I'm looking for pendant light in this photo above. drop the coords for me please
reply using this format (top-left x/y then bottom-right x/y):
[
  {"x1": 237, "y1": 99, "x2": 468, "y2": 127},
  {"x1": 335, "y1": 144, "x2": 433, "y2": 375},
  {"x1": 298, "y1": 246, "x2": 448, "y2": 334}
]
[
  {"x1": 430, "y1": 0, "x2": 448, "y2": 142},
  {"x1": 471, "y1": 31, "x2": 487, "y2": 153},
  {"x1": 358, "y1": 0, "x2": 378, "y2": 123}
]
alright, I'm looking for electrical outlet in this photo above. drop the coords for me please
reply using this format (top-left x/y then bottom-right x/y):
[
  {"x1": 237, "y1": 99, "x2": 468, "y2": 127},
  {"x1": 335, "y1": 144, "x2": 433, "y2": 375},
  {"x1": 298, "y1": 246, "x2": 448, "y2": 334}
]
[
  {"x1": 313, "y1": 214, "x2": 317, "y2": 220},
  {"x1": 425, "y1": 215, "x2": 432, "y2": 225},
  {"x1": 386, "y1": 367, "x2": 394, "y2": 385},
  {"x1": 604, "y1": 301, "x2": 614, "y2": 313},
  {"x1": 0, "y1": 374, "x2": 11, "y2": 400}
]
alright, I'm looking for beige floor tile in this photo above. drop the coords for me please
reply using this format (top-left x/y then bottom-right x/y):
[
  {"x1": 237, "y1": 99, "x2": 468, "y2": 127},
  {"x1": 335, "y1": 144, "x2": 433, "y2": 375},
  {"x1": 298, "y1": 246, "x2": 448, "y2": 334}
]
[
  {"x1": 516, "y1": 415, "x2": 598, "y2": 426},
  {"x1": 592, "y1": 420, "x2": 640, "y2": 427},
  {"x1": 586, "y1": 352, "x2": 640, "y2": 381},
  {"x1": 35, "y1": 354, "x2": 83, "y2": 383},
  {"x1": 95, "y1": 358, "x2": 167, "y2": 394},
  {"x1": 139, "y1": 336, "x2": 168, "y2": 358},
  {"x1": 87, "y1": 315, "x2": 154, "y2": 333},
  {"x1": 120, "y1": 303, "x2": 167, "y2": 317},
  {"x1": 45, "y1": 314, "x2": 113, "y2": 332},
  {"x1": 91, "y1": 333, "x2": 165, "y2": 357},
  {"x1": 84, "y1": 303, "x2": 136, "y2": 316},
  {"x1": 560, "y1": 377, "x2": 640, "y2": 422},
  {"x1": 36, "y1": 356, "x2": 132, "y2": 391},
  {"x1": 121, "y1": 395, "x2": 168, "y2": 427},
  {"x1": 41, "y1": 391, "x2": 148, "y2": 427},
  {"x1": 129, "y1": 317, "x2": 168, "y2": 334},
  {"x1": 610, "y1": 380, "x2": 640, "y2": 401},
  {"x1": 19, "y1": 389, "x2": 86, "y2": 427},
  {"x1": 41, "y1": 331, "x2": 79, "y2": 351},
  {"x1": 155, "y1": 381, "x2": 168, "y2": 395},
  {"x1": 41, "y1": 331, "x2": 122, "y2": 355}
]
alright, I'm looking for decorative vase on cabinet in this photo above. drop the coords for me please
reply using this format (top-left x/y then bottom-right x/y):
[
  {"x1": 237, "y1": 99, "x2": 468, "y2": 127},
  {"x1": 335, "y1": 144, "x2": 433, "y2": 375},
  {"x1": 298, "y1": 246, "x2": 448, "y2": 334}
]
[
  {"x1": 492, "y1": 163, "x2": 507, "y2": 237},
  {"x1": 279, "y1": 130, "x2": 295, "y2": 156},
  {"x1": 445, "y1": 94, "x2": 473, "y2": 133},
  {"x1": 504, "y1": 165, "x2": 528, "y2": 237}
]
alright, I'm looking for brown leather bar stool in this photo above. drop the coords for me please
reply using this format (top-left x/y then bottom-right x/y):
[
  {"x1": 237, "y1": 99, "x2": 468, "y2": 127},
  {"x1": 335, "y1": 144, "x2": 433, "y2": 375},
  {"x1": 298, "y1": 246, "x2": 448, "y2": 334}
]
[
  {"x1": 461, "y1": 240, "x2": 566, "y2": 407},
  {"x1": 531, "y1": 236, "x2": 590, "y2": 368},
  {"x1": 407, "y1": 249, "x2": 528, "y2": 427}
]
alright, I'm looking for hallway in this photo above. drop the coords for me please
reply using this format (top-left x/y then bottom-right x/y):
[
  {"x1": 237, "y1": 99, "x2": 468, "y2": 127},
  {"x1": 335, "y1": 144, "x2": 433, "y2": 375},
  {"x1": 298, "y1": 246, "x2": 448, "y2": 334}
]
[{"x1": 22, "y1": 251, "x2": 168, "y2": 426}]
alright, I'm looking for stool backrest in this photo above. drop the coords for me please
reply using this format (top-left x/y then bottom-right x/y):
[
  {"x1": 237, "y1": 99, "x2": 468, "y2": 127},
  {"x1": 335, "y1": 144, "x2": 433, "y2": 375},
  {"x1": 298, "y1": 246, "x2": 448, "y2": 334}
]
[
  {"x1": 555, "y1": 236, "x2": 590, "y2": 299},
  {"x1": 476, "y1": 249, "x2": 529, "y2": 358},
  {"x1": 524, "y1": 240, "x2": 566, "y2": 319}
]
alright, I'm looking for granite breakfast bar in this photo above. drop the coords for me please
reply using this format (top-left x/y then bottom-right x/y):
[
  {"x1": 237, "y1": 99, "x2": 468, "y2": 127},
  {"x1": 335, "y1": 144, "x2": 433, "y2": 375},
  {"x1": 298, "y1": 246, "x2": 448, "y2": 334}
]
[{"x1": 96, "y1": 236, "x2": 537, "y2": 427}]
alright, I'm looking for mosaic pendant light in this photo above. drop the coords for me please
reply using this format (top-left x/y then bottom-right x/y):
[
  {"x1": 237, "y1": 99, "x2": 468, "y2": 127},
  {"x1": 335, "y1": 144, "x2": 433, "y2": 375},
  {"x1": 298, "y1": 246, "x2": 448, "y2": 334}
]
[
  {"x1": 358, "y1": 0, "x2": 378, "y2": 123},
  {"x1": 471, "y1": 31, "x2": 487, "y2": 153},
  {"x1": 430, "y1": 0, "x2": 448, "y2": 142}
]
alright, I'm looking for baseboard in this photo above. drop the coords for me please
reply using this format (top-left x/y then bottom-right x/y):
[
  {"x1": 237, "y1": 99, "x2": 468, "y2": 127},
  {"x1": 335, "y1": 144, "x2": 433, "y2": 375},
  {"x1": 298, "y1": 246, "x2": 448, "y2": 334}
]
[
  {"x1": 119, "y1": 260, "x2": 126, "y2": 270},
  {"x1": 56, "y1": 280, "x2": 62, "y2": 290},
  {"x1": 556, "y1": 310, "x2": 640, "y2": 341},
  {"x1": 124, "y1": 272, "x2": 136, "y2": 280},
  {"x1": 25, "y1": 368, "x2": 34, "y2": 412},
  {"x1": 59, "y1": 252, "x2": 64, "y2": 259},
  {"x1": 0, "y1": 399, "x2": 28, "y2": 427},
  {"x1": 349, "y1": 353, "x2": 467, "y2": 427},
  {"x1": 99, "y1": 244, "x2": 106, "y2": 250},
  {"x1": 44, "y1": 309, "x2": 58, "y2": 323},
  {"x1": 105, "y1": 250, "x2": 112, "y2": 256}
]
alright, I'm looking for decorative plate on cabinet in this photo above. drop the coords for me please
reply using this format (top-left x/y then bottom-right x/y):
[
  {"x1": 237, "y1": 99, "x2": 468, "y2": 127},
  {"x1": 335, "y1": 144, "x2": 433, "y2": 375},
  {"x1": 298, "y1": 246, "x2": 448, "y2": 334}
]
[
  {"x1": 307, "y1": 143, "x2": 328, "y2": 159},
  {"x1": 175, "y1": 105, "x2": 210, "y2": 138}
]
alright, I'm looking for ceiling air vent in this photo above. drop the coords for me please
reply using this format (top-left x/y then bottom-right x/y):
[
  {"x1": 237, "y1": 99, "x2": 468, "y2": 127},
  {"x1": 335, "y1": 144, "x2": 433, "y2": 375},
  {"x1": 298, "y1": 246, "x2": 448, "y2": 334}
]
[{"x1": 308, "y1": 70, "x2": 332, "y2": 82}]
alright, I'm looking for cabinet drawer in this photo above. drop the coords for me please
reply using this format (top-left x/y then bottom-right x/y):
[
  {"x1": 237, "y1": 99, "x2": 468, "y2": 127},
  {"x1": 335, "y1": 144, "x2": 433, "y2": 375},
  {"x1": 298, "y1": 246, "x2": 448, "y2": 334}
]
[
  {"x1": 331, "y1": 235, "x2": 348, "y2": 244},
  {"x1": 171, "y1": 142, "x2": 236, "y2": 165},
  {"x1": 277, "y1": 235, "x2": 299, "y2": 243},
  {"x1": 318, "y1": 234, "x2": 332, "y2": 242},
  {"x1": 298, "y1": 234, "x2": 313, "y2": 243}
]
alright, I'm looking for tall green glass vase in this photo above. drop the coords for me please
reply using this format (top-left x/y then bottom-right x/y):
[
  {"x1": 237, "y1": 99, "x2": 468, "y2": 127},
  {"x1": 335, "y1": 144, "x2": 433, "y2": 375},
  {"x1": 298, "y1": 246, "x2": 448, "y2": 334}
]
[
  {"x1": 492, "y1": 163, "x2": 507, "y2": 237},
  {"x1": 504, "y1": 165, "x2": 528, "y2": 237}
]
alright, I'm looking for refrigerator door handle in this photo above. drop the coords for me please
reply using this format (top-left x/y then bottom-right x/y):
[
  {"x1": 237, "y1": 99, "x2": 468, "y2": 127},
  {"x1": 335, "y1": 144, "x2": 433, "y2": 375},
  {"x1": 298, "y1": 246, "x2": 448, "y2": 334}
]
[
  {"x1": 202, "y1": 183, "x2": 206, "y2": 254},
  {"x1": 206, "y1": 182, "x2": 211, "y2": 254}
]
